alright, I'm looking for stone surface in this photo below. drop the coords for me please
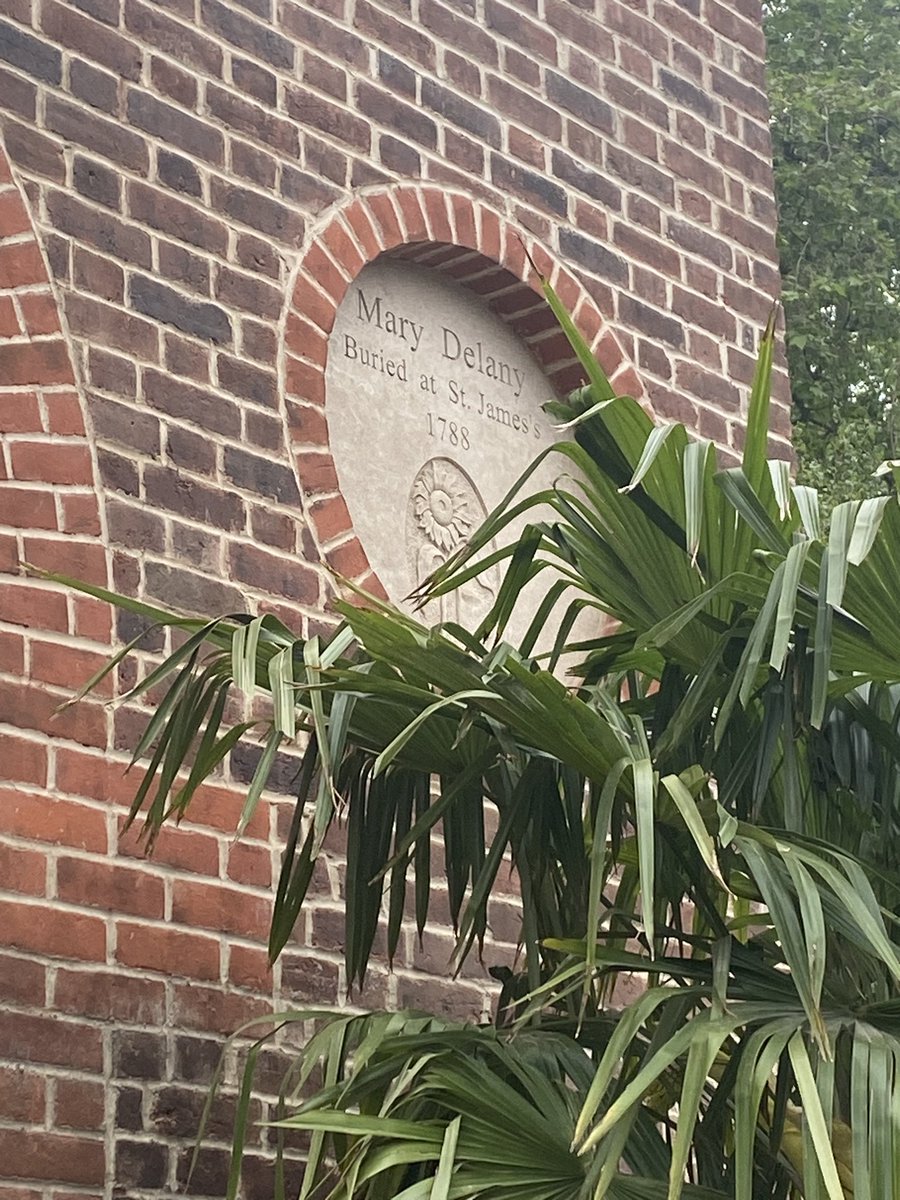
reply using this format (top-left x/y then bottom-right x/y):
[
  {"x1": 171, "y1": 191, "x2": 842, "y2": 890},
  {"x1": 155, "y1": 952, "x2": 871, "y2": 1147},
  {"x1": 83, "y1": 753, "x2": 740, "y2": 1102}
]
[{"x1": 326, "y1": 259, "x2": 565, "y2": 634}]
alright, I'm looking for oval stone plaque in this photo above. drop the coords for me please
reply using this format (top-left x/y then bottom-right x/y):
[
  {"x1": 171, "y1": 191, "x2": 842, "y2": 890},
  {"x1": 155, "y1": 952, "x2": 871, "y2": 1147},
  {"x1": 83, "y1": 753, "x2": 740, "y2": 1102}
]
[{"x1": 325, "y1": 258, "x2": 567, "y2": 639}]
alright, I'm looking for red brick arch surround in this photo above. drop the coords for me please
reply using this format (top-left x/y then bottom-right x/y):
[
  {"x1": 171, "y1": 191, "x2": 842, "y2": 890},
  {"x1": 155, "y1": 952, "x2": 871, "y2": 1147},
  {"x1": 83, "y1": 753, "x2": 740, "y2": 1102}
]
[{"x1": 282, "y1": 185, "x2": 647, "y2": 599}]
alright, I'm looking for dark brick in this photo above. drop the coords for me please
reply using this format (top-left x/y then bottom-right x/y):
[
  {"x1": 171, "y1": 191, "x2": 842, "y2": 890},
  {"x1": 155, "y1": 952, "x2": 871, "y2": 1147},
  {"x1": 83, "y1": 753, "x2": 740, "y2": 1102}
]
[
  {"x1": 0, "y1": 18, "x2": 62, "y2": 84},
  {"x1": 485, "y1": 0, "x2": 556, "y2": 60},
  {"x1": 201, "y1": 0, "x2": 294, "y2": 68},
  {"x1": 231, "y1": 541, "x2": 316, "y2": 603},
  {"x1": 145, "y1": 465, "x2": 245, "y2": 530},
  {"x1": 116, "y1": 1140, "x2": 168, "y2": 1190},
  {"x1": 214, "y1": 358, "x2": 276, "y2": 411},
  {"x1": 144, "y1": 561, "x2": 246, "y2": 615},
  {"x1": 106, "y1": 497, "x2": 166, "y2": 551},
  {"x1": 286, "y1": 85, "x2": 371, "y2": 150},
  {"x1": 98, "y1": 448, "x2": 139, "y2": 496},
  {"x1": 115, "y1": 1087, "x2": 143, "y2": 1133},
  {"x1": 224, "y1": 447, "x2": 299, "y2": 503},
  {"x1": 558, "y1": 229, "x2": 627, "y2": 284},
  {"x1": 214, "y1": 265, "x2": 281, "y2": 319},
  {"x1": 420, "y1": 0, "x2": 497, "y2": 64},
  {"x1": 143, "y1": 369, "x2": 241, "y2": 437},
  {"x1": 380, "y1": 134, "x2": 420, "y2": 175},
  {"x1": 232, "y1": 55, "x2": 277, "y2": 104},
  {"x1": 73, "y1": 156, "x2": 120, "y2": 210},
  {"x1": 710, "y1": 65, "x2": 767, "y2": 118},
  {"x1": 231, "y1": 140, "x2": 278, "y2": 189},
  {"x1": 127, "y1": 89, "x2": 224, "y2": 165},
  {"x1": 281, "y1": 954, "x2": 340, "y2": 1003},
  {"x1": 69, "y1": 59, "x2": 118, "y2": 113},
  {"x1": 125, "y1": 0, "x2": 223, "y2": 74},
  {"x1": 618, "y1": 295, "x2": 684, "y2": 349},
  {"x1": 158, "y1": 241, "x2": 211, "y2": 295},
  {"x1": 305, "y1": 136, "x2": 349, "y2": 186},
  {"x1": 281, "y1": 2, "x2": 369, "y2": 68},
  {"x1": 2, "y1": 118, "x2": 64, "y2": 182},
  {"x1": 176, "y1": 1146, "x2": 229, "y2": 1196},
  {"x1": 250, "y1": 507, "x2": 296, "y2": 550},
  {"x1": 551, "y1": 149, "x2": 621, "y2": 209},
  {"x1": 420, "y1": 78, "x2": 500, "y2": 146},
  {"x1": 210, "y1": 180, "x2": 306, "y2": 244},
  {"x1": 42, "y1": 0, "x2": 142, "y2": 79},
  {"x1": 112, "y1": 1030, "x2": 166, "y2": 1080},
  {"x1": 150, "y1": 55, "x2": 197, "y2": 106},
  {"x1": 88, "y1": 394, "x2": 160, "y2": 454},
  {"x1": 46, "y1": 95, "x2": 148, "y2": 173},
  {"x1": 377, "y1": 49, "x2": 416, "y2": 97},
  {"x1": 47, "y1": 191, "x2": 152, "y2": 268},
  {"x1": 356, "y1": 82, "x2": 436, "y2": 149},
  {"x1": 70, "y1": 0, "x2": 120, "y2": 24},
  {"x1": 208, "y1": 85, "x2": 298, "y2": 154},
  {"x1": 166, "y1": 424, "x2": 216, "y2": 475},
  {"x1": 607, "y1": 145, "x2": 675, "y2": 205},
  {"x1": 158, "y1": 149, "x2": 202, "y2": 198},
  {"x1": 491, "y1": 154, "x2": 567, "y2": 216},
  {"x1": 0, "y1": 63, "x2": 35, "y2": 118},
  {"x1": 131, "y1": 275, "x2": 231, "y2": 343},
  {"x1": 547, "y1": 71, "x2": 613, "y2": 133},
  {"x1": 604, "y1": 70, "x2": 670, "y2": 129},
  {"x1": 303, "y1": 50, "x2": 347, "y2": 99},
  {"x1": 235, "y1": 234, "x2": 282, "y2": 281},
  {"x1": 668, "y1": 217, "x2": 732, "y2": 269},
  {"x1": 659, "y1": 68, "x2": 720, "y2": 122},
  {"x1": 174, "y1": 1036, "x2": 221, "y2": 1085},
  {"x1": 488, "y1": 77, "x2": 562, "y2": 139},
  {"x1": 356, "y1": 0, "x2": 435, "y2": 68},
  {"x1": 89, "y1": 347, "x2": 137, "y2": 396}
]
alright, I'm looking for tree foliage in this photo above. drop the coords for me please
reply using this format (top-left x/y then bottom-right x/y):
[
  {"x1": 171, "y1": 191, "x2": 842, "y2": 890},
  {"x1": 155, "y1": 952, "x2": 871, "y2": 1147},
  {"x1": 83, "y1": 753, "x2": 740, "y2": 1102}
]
[
  {"x1": 766, "y1": 0, "x2": 900, "y2": 506},
  {"x1": 51, "y1": 295, "x2": 900, "y2": 1197}
]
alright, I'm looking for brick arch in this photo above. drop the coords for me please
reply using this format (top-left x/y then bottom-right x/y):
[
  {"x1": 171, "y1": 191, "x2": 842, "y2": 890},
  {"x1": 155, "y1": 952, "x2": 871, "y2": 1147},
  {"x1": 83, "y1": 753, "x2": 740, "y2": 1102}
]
[{"x1": 282, "y1": 184, "x2": 646, "y2": 596}]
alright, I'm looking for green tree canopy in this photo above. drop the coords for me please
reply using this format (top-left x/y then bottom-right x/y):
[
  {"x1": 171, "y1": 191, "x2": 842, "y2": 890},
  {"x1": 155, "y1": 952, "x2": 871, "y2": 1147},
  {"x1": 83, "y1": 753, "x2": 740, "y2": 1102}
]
[{"x1": 766, "y1": 0, "x2": 900, "y2": 506}]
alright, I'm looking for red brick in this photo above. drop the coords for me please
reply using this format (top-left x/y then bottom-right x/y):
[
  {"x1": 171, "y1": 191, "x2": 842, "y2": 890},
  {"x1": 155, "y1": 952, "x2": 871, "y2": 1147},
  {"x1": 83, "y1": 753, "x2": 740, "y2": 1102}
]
[
  {"x1": 226, "y1": 840, "x2": 271, "y2": 888},
  {"x1": 0, "y1": 486, "x2": 58, "y2": 531},
  {"x1": 54, "y1": 968, "x2": 166, "y2": 1024},
  {"x1": 0, "y1": 788, "x2": 107, "y2": 852},
  {"x1": 171, "y1": 878, "x2": 270, "y2": 941},
  {"x1": 171, "y1": 982, "x2": 272, "y2": 1035},
  {"x1": 117, "y1": 821, "x2": 220, "y2": 877},
  {"x1": 57, "y1": 856, "x2": 165, "y2": 919},
  {"x1": 0, "y1": 392, "x2": 41, "y2": 432},
  {"x1": 116, "y1": 922, "x2": 220, "y2": 981},
  {"x1": 0, "y1": 1011, "x2": 103, "y2": 1071},
  {"x1": 0, "y1": 842, "x2": 46, "y2": 896},
  {"x1": 0, "y1": 629, "x2": 25, "y2": 674},
  {"x1": 43, "y1": 391, "x2": 86, "y2": 435},
  {"x1": 30, "y1": 641, "x2": 113, "y2": 697},
  {"x1": 61, "y1": 493, "x2": 102, "y2": 536},
  {"x1": 0, "y1": 1065, "x2": 45, "y2": 1124},
  {"x1": 1, "y1": 732, "x2": 48, "y2": 786},
  {"x1": 309, "y1": 494, "x2": 352, "y2": 543},
  {"x1": 10, "y1": 442, "x2": 91, "y2": 485},
  {"x1": 0, "y1": 1130, "x2": 103, "y2": 1186},
  {"x1": 228, "y1": 943, "x2": 271, "y2": 992},
  {"x1": 54, "y1": 1078, "x2": 105, "y2": 1131},
  {"x1": 0, "y1": 898, "x2": 106, "y2": 962},
  {"x1": 0, "y1": 240, "x2": 45, "y2": 287},
  {"x1": 0, "y1": 950, "x2": 44, "y2": 1007},
  {"x1": 0, "y1": 340, "x2": 73, "y2": 387},
  {"x1": 18, "y1": 291, "x2": 61, "y2": 336}
]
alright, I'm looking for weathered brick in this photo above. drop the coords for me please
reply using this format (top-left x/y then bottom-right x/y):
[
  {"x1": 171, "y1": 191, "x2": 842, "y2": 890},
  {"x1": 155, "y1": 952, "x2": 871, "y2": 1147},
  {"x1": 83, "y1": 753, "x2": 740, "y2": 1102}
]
[
  {"x1": 0, "y1": 18, "x2": 62, "y2": 84},
  {"x1": 42, "y1": 0, "x2": 142, "y2": 79},
  {"x1": 422, "y1": 78, "x2": 501, "y2": 146},
  {"x1": 157, "y1": 148, "x2": 202, "y2": 197},
  {"x1": 130, "y1": 275, "x2": 231, "y2": 343},
  {"x1": 45, "y1": 95, "x2": 148, "y2": 173},
  {"x1": 546, "y1": 71, "x2": 614, "y2": 133},
  {"x1": 559, "y1": 228, "x2": 627, "y2": 284},
  {"x1": 201, "y1": 0, "x2": 294, "y2": 68}
]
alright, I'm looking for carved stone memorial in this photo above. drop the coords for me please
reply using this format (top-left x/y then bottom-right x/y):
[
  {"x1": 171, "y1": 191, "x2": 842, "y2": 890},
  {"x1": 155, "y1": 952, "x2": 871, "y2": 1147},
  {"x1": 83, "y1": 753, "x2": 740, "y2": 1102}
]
[{"x1": 325, "y1": 258, "x2": 569, "y2": 640}]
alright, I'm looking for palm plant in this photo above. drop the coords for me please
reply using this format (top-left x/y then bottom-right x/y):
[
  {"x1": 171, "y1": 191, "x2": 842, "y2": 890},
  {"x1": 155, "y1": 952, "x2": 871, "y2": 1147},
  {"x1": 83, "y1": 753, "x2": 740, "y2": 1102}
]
[{"x1": 51, "y1": 288, "x2": 900, "y2": 1198}]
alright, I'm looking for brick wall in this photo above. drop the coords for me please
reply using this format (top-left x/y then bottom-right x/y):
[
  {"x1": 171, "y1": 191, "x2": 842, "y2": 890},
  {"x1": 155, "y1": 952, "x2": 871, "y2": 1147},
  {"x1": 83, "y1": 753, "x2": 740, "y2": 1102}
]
[{"x1": 0, "y1": 0, "x2": 786, "y2": 1196}]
